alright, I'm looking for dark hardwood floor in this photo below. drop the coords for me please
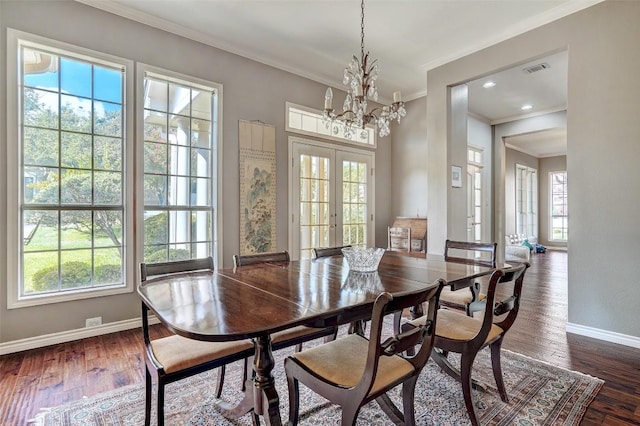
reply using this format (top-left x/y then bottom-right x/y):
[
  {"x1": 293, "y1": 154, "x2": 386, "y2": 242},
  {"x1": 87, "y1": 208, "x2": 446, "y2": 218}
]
[{"x1": 1, "y1": 250, "x2": 639, "y2": 424}]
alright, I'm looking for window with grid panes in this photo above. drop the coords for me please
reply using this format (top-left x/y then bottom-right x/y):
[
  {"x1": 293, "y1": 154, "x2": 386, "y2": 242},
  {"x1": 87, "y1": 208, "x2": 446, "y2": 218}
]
[
  {"x1": 515, "y1": 164, "x2": 538, "y2": 239},
  {"x1": 550, "y1": 171, "x2": 568, "y2": 241},
  {"x1": 8, "y1": 31, "x2": 132, "y2": 307},
  {"x1": 141, "y1": 69, "x2": 219, "y2": 262}
]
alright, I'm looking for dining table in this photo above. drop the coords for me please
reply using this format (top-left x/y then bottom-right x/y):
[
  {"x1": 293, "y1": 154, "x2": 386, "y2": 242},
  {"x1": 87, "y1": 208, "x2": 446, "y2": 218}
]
[{"x1": 137, "y1": 250, "x2": 495, "y2": 426}]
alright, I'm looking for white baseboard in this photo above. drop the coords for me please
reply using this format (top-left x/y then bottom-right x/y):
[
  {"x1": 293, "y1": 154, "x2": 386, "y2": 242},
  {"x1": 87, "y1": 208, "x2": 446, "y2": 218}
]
[
  {"x1": 566, "y1": 322, "x2": 640, "y2": 349},
  {"x1": 0, "y1": 316, "x2": 160, "y2": 355}
]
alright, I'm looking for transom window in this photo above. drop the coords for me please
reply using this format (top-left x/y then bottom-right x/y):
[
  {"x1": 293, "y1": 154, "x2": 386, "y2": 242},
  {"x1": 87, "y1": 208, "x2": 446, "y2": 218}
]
[{"x1": 286, "y1": 102, "x2": 376, "y2": 147}]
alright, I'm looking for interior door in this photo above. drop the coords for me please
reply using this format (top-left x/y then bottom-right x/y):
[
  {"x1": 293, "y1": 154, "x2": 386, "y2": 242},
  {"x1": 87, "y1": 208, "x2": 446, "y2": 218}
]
[{"x1": 291, "y1": 140, "x2": 373, "y2": 260}]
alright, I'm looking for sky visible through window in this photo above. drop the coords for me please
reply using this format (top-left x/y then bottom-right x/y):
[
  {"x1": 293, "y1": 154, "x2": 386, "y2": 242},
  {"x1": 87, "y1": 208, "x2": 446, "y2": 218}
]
[{"x1": 24, "y1": 51, "x2": 122, "y2": 118}]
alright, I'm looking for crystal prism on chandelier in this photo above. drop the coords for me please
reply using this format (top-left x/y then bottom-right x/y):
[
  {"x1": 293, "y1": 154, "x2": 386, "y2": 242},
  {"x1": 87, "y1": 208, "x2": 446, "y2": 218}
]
[{"x1": 322, "y1": 0, "x2": 406, "y2": 138}]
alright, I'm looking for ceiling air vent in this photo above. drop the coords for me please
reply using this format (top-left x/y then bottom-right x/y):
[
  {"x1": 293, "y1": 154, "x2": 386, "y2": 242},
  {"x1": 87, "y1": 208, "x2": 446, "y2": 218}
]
[{"x1": 522, "y1": 62, "x2": 550, "y2": 74}]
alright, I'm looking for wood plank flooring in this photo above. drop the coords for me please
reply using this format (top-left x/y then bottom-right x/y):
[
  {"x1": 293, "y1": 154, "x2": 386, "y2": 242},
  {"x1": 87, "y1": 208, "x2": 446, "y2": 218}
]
[{"x1": 1, "y1": 250, "x2": 639, "y2": 424}]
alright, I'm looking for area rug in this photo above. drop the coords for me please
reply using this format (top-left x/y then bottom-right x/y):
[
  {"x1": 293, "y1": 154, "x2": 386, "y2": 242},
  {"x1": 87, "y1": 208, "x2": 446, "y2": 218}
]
[{"x1": 32, "y1": 332, "x2": 603, "y2": 425}]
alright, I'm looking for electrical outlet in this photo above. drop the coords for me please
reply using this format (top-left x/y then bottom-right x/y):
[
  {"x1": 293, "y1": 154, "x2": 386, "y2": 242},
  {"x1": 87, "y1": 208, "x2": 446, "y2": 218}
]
[{"x1": 85, "y1": 316, "x2": 102, "y2": 327}]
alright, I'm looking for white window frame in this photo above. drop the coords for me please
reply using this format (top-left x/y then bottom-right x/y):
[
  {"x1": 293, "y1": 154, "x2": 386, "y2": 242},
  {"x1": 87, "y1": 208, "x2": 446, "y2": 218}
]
[
  {"x1": 6, "y1": 29, "x2": 135, "y2": 309},
  {"x1": 515, "y1": 163, "x2": 538, "y2": 239},
  {"x1": 136, "y1": 64, "x2": 224, "y2": 268},
  {"x1": 467, "y1": 146, "x2": 484, "y2": 243},
  {"x1": 549, "y1": 171, "x2": 568, "y2": 242},
  {"x1": 285, "y1": 102, "x2": 377, "y2": 148}
]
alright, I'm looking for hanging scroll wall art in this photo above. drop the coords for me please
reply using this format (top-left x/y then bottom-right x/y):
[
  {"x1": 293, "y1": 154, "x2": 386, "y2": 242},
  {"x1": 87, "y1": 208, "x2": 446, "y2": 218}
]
[{"x1": 238, "y1": 120, "x2": 277, "y2": 254}]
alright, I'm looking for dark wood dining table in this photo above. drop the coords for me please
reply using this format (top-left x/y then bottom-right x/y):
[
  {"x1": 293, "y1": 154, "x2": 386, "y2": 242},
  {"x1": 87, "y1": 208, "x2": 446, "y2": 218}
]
[{"x1": 137, "y1": 251, "x2": 495, "y2": 426}]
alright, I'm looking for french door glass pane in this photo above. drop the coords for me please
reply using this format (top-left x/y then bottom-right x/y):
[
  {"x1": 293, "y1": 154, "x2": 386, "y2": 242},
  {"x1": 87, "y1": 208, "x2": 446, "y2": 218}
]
[
  {"x1": 299, "y1": 154, "x2": 331, "y2": 259},
  {"x1": 341, "y1": 159, "x2": 367, "y2": 246}
]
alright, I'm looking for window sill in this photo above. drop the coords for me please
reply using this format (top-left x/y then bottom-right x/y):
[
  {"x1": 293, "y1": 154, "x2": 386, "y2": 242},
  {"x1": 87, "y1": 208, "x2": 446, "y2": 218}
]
[{"x1": 7, "y1": 283, "x2": 133, "y2": 310}]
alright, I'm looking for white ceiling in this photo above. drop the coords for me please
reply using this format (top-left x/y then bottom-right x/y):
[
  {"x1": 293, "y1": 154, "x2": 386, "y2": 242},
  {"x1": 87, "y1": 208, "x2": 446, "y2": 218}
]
[{"x1": 79, "y1": 0, "x2": 594, "y2": 157}]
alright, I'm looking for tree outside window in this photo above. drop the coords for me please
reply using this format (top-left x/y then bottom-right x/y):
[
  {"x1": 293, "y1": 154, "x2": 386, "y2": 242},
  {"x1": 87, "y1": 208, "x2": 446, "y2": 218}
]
[{"x1": 20, "y1": 45, "x2": 125, "y2": 296}]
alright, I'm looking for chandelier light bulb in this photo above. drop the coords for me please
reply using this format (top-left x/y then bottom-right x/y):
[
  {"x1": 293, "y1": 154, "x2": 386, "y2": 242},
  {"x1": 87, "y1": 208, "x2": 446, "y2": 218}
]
[{"x1": 324, "y1": 87, "x2": 333, "y2": 110}]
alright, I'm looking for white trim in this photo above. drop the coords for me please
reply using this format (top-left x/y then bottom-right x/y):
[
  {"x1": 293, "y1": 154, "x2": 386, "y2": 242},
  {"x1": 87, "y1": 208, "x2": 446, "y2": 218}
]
[
  {"x1": 566, "y1": 322, "x2": 640, "y2": 349},
  {"x1": 6, "y1": 29, "x2": 135, "y2": 309},
  {"x1": 0, "y1": 316, "x2": 160, "y2": 356},
  {"x1": 490, "y1": 106, "x2": 567, "y2": 126}
]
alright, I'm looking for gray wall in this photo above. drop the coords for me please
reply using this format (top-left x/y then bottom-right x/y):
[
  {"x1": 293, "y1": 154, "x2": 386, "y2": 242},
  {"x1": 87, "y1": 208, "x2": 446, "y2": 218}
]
[
  {"x1": 539, "y1": 156, "x2": 568, "y2": 247},
  {"x1": 390, "y1": 97, "x2": 428, "y2": 219},
  {"x1": 425, "y1": 0, "x2": 640, "y2": 338},
  {"x1": 0, "y1": 1, "x2": 392, "y2": 343}
]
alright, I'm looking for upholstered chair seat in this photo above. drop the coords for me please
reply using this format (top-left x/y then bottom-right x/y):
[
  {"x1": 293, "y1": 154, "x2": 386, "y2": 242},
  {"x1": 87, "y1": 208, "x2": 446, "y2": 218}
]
[
  {"x1": 291, "y1": 333, "x2": 415, "y2": 394},
  {"x1": 150, "y1": 336, "x2": 254, "y2": 374}
]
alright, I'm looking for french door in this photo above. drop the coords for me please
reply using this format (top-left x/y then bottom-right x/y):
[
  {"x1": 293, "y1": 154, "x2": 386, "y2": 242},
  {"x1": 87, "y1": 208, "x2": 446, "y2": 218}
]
[{"x1": 289, "y1": 139, "x2": 374, "y2": 260}]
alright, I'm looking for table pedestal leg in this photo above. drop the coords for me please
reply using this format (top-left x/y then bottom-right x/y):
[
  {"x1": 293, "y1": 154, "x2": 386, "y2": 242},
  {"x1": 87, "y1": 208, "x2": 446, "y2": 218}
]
[
  {"x1": 253, "y1": 333, "x2": 282, "y2": 426},
  {"x1": 215, "y1": 334, "x2": 282, "y2": 425}
]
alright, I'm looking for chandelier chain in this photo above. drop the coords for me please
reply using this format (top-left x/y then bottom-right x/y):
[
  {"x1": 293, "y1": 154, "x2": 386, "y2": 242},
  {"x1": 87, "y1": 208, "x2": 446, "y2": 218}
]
[{"x1": 361, "y1": 0, "x2": 365, "y2": 60}]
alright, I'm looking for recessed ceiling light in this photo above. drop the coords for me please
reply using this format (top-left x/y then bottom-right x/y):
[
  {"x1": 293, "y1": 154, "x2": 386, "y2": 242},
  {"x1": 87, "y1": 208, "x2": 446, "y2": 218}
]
[
  {"x1": 482, "y1": 81, "x2": 496, "y2": 88},
  {"x1": 521, "y1": 104, "x2": 533, "y2": 111}
]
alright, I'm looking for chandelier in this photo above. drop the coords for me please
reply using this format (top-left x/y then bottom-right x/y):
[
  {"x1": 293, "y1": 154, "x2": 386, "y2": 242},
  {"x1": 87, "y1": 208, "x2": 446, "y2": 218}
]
[{"x1": 322, "y1": 0, "x2": 406, "y2": 138}]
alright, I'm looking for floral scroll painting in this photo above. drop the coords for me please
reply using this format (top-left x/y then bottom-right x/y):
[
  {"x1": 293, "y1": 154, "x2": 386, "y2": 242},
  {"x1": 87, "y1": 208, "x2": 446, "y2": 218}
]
[{"x1": 239, "y1": 120, "x2": 276, "y2": 254}]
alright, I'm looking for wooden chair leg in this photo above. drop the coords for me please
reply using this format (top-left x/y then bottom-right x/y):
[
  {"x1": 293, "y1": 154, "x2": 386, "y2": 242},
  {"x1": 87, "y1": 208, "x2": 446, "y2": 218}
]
[
  {"x1": 241, "y1": 356, "x2": 254, "y2": 392},
  {"x1": 215, "y1": 365, "x2": 226, "y2": 398},
  {"x1": 157, "y1": 381, "x2": 165, "y2": 426},
  {"x1": 324, "y1": 327, "x2": 338, "y2": 343},
  {"x1": 402, "y1": 376, "x2": 419, "y2": 426},
  {"x1": 341, "y1": 405, "x2": 361, "y2": 426},
  {"x1": 460, "y1": 353, "x2": 480, "y2": 426},
  {"x1": 144, "y1": 368, "x2": 152, "y2": 426},
  {"x1": 490, "y1": 338, "x2": 509, "y2": 402},
  {"x1": 348, "y1": 320, "x2": 366, "y2": 336},
  {"x1": 286, "y1": 367, "x2": 300, "y2": 426}
]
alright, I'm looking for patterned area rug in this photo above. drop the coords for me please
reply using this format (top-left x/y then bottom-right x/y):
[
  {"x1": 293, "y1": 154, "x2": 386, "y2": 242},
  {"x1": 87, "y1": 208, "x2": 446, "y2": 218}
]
[{"x1": 33, "y1": 329, "x2": 603, "y2": 425}]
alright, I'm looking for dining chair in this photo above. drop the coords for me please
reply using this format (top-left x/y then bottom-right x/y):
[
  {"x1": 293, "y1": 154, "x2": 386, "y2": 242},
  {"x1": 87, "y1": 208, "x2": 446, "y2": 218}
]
[
  {"x1": 311, "y1": 245, "x2": 369, "y2": 335},
  {"x1": 404, "y1": 262, "x2": 529, "y2": 426},
  {"x1": 285, "y1": 280, "x2": 445, "y2": 426},
  {"x1": 139, "y1": 257, "x2": 255, "y2": 426},
  {"x1": 232, "y1": 250, "x2": 291, "y2": 266},
  {"x1": 311, "y1": 245, "x2": 351, "y2": 259},
  {"x1": 439, "y1": 239, "x2": 497, "y2": 316},
  {"x1": 232, "y1": 250, "x2": 339, "y2": 372}
]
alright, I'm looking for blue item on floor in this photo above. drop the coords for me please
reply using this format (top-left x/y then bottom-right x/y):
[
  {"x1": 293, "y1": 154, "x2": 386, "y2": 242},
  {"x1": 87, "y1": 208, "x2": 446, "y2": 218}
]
[
  {"x1": 521, "y1": 239, "x2": 534, "y2": 252},
  {"x1": 535, "y1": 244, "x2": 547, "y2": 253}
]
